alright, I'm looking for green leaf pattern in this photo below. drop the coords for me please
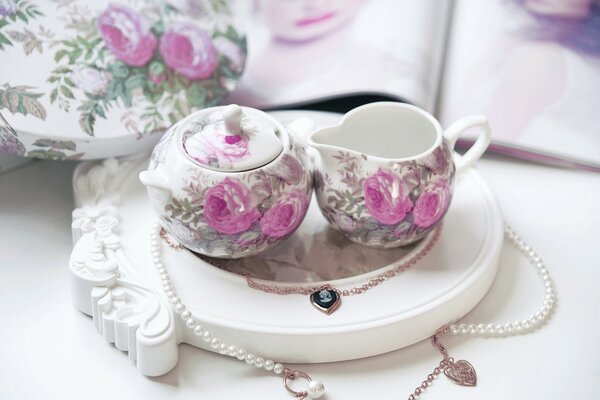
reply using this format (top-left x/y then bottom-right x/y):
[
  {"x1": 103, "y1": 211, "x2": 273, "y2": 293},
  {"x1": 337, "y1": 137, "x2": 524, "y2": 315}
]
[{"x1": 43, "y1": 1, "x2": 246, "y2": 136}]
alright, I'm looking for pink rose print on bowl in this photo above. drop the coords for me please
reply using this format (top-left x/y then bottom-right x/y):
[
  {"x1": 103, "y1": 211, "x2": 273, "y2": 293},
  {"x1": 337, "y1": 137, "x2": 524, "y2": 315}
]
[
  {"x1": 97, "y1": 4, "x2": 157, "y2": 67},
  {"x1": 270, "y1": 153, "x2": 303, "y2": 185},
  {"x1": 184, "y1": 127, "x2": 250, "y2": 167},
  {"x1": 203, "y1": 178, "x2": 261, "y2": 235},
  {"x1": 363, "y1": 168, "x2": 414, "y2": 225},
  {"x1": 413, "y1": 180, "x2": 451, "y2": 228},
  {"x1": 159, "y1": 22, "x2": 218, "y2": 80},
  {"x1": 260, "y1": 189, "x2": 309, "y2": 238},
  {"x1": 141, "y1": 105, "x2": 313, "y2": 259}
]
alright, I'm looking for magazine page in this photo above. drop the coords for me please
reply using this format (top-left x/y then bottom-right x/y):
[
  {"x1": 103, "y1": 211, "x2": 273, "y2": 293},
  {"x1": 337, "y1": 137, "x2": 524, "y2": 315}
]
[
  {"x1": 228, "y1": 0, "x2": 452, "y2": 112},
  {"x1": 439, "y1": 0, "x2": 600, "y2": 165}
]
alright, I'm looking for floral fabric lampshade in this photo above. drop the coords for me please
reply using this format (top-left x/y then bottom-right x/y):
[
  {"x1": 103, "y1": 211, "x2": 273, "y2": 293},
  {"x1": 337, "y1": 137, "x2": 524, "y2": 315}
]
[{"x1": 0, "y1": 0, "x2": 246, "y2": 160}]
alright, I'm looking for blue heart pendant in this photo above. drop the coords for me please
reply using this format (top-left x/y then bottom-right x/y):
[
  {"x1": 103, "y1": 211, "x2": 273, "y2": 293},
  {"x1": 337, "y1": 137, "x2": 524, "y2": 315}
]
[{"x1": 310, "y1": 289, "x2": 341, "y2": 315}]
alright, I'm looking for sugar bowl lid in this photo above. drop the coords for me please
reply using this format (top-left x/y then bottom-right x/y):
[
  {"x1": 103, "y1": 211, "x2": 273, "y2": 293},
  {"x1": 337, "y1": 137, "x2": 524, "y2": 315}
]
[{"x1": 181, "y1": 105, "x2": 283, "y2": 172}]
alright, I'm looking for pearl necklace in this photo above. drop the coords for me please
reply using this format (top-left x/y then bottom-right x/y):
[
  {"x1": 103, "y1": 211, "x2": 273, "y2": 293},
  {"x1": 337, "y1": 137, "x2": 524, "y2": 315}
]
[{"x1": 150, "y1": 223, "x2": 556, "y2": 399}]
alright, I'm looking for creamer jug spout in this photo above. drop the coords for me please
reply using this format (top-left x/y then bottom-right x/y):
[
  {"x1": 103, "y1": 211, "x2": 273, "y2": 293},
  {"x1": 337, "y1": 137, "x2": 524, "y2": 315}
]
[{"x1": 306, "y1": 124, "x2": 362, "y2": 160}]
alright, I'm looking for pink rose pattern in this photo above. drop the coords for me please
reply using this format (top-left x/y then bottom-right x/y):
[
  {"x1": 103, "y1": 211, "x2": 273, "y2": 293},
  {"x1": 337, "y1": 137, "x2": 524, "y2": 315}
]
[
  {"x1": 315, "y1": 145, "x2": 455, "y2": 247},
  {"x1": 97, "y1": 4, "x2": 157, "y2": 67},
  {"x1": 161, "y1": 140, "x2": 312, "y2": 258},
  {"x1": 270, "y1": 153, "x2": 303, "y2": 185},
  {"x1": 203, "y1": 178, "x2": 260, "y2": 234},
  {"x1": 159, "y1": 22, "x2": 218, "y2": 80},
  {"x1": 39, "y1": 1, "x2": 246, "y2": 137},
  {"x1": 413, "y1": 180, "x2": 451, "y2": 228},
  {"x1": 260, "y1": 190, "x2": 308, "y2": 238},
  {"x1": 363, "y1": 168, "x2": 413, "y2": 225},
  {"x1": 183, "y1": 119, "x2": 250, "y2": 168}
]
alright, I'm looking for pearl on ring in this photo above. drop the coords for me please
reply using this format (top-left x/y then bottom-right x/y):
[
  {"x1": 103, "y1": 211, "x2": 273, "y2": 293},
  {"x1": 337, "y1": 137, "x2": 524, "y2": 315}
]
[{"x1": 307, "y1": 380, "x2": 325, "y2": 398}]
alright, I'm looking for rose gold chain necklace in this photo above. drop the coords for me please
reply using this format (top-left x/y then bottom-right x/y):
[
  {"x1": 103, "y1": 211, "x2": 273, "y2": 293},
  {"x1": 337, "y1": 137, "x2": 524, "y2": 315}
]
[
  {"x1": 161, "y1": 224, "x2": 442, "y2": 314},
  {"x1": 155, "y1": 224, "x2": 556, "y2": 398}
]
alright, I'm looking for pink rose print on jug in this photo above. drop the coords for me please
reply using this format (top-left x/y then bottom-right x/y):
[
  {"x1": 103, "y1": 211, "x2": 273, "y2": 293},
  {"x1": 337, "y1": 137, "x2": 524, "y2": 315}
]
[
  {"x1": 97, "y1": 4, "x2": 157, "y2": 67},
  {"x1": 413, "y1": 180, "x2": 451, "y2": 228},
  {"x1": 363, "y1": 168, "x2": 414, "y2": 225},
  {"x1": 308, "y1": 103, "x2": 491, "y2": 248},
  {"x1": 159, "y1": 22, "x2": 218, "y2": 80},
  {"x1": 260, "y1": 189, "x2": 309, "y2": 238},
  {"x1": 203, "y1": 178, "x2": 261, "y2": 235}
]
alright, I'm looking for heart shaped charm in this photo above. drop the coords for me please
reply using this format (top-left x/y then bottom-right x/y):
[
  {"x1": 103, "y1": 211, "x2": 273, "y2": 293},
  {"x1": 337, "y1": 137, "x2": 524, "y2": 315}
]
[
  {"x1": 444, "y1": 360, "x2": 477, "y2": 386},
  {"x1": 310, "y1": 289, "x2": 341, "y2": 314}
]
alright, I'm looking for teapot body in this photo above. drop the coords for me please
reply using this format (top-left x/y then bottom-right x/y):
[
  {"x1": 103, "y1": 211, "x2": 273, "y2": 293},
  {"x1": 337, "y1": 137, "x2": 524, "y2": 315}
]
[{"x1": 142, "y1": 106, "x2": 312, "y2": 258}]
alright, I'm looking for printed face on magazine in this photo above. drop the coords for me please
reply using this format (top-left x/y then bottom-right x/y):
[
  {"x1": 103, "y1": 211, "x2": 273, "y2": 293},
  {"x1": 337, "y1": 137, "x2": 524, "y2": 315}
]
[
  {"x1": 524, "y1": 0, "x2": 593, "y2": 17},
  {"x1": 260, "y1": 0, "x2": 366, "y2": 42}
]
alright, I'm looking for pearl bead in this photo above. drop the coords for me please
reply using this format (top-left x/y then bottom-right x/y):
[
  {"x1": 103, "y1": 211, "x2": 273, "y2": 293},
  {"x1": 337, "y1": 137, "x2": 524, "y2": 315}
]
[
  {"x1": 193, "y1": 325, "x2": 204, "y2": 335},
  {"x1": 245, "y1": 354, "x2": 256, "y2": 365},
  {"x1": 237, "y1": 349, "x2": 247, "y2": 360},
  {"x1": 535, "y1": 311, "x2": 543, "y2": 320},
  {"x1": 185, "y1": 318, "x2": 196, "y2": 328},
  {"x1": 513, "y1": 321, "x2": 523, "y2": 332},
  {"x1": 174, "y1": 303, "x2": 185, "y2": 314},
  {"x1": 495, "y1": 324, "x2": 505, "y2": 335},
  {"x1": 486, "y1": 323, "x2": 495, "y2": 334},
  {"x1": 170, "y1": 297, "x2": 180, "y2": 305},
  {"x1": 210, "y1": 338, "x2": 220, "y2": 349},
  {"x1": 468, "y1": 324, "x2": 477, "y2": 335},
  {"x1": 181, "y1": 310, "x2": 192, "y2": 320},
  {"x1": 264, "y1": 360, "x2": 275, "y2": 371},
  {"x1": 218, "y1": 344, "x2": 228, "y2": 354},
  {"x1": 254, "y1": 357, "x2": 265, "y2": 368},
  {"x1": 477, "y1": 324, "x2": 486, "y2": 334},
  {"x1": 273, "y1": 363, "x2": 284, "y2": 374},
  {"x1": 307, "y1": 380, "x2": 325, "y2": 398},
  {"x1": 227, "y1": 345, "x2": 238, "y2": 357},
  {"x1": 202, "y1": 331, "x2": 213, "y2": 342},
  {"x1": 450, "y1": 325, "x2": 459, "y2": 335}
]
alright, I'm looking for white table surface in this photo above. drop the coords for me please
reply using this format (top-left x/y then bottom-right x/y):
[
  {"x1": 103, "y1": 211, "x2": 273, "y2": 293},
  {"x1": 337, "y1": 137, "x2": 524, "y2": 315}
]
[{"x1": 1, "y1": 154, "x2": 599, "y2": 400}]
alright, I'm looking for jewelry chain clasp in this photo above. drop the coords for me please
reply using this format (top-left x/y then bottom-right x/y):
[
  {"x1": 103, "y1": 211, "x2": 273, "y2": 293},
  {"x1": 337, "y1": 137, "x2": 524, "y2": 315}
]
[{"x1": 283, "y1": 368, "x2": 312, "y2": 399}]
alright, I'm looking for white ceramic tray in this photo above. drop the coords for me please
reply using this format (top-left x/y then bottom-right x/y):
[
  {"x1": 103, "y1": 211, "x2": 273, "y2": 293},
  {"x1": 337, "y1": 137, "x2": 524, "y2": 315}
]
[{"x1": 70, "y1": 110, "x2": 503, "y2": 376}]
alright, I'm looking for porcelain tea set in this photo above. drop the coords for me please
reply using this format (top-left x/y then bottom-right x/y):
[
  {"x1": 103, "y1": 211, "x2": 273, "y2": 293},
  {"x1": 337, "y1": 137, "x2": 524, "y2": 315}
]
[{"x1": 140, "y1": 102, "x2": 491, "y2": 258}]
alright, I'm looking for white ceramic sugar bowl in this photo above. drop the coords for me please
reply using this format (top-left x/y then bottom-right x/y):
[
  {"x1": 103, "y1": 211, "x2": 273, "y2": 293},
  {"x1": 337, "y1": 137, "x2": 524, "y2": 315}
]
[{"x1": 139, "y1": 105, "x2": 313, "y2": 258}]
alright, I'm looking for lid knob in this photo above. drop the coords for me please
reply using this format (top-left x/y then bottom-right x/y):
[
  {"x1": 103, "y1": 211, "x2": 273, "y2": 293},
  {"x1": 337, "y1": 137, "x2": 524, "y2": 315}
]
[
  {"x1": 223, "y1": 104, "x2": 243, "y2": 136},
  {"x1": 181, "y1": 105, "x2": 284, "y2": 172}
]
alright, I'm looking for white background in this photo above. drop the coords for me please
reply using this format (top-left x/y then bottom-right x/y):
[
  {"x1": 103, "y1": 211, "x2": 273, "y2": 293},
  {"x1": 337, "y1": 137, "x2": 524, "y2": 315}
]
[{"x1": 1, "y1": 149, "x2": 599, "y2": 399}]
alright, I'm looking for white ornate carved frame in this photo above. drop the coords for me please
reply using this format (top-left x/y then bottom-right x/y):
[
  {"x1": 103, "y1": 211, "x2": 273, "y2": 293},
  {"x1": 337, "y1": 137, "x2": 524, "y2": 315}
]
[{"x1": 70, "y1": 156, "x2": 178, "y2": 376}]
